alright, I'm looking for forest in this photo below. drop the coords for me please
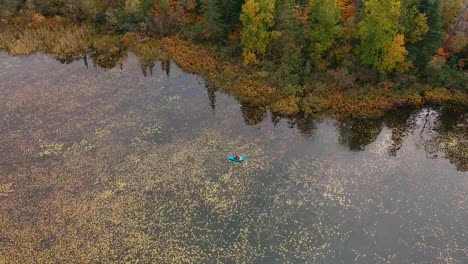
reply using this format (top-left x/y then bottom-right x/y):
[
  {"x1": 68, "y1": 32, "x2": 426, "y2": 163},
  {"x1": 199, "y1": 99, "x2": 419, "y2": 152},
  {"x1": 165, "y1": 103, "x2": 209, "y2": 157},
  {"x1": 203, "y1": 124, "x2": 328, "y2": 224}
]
[{"x1": 0, "y1": 0, "x2": 467, "y2": 117}]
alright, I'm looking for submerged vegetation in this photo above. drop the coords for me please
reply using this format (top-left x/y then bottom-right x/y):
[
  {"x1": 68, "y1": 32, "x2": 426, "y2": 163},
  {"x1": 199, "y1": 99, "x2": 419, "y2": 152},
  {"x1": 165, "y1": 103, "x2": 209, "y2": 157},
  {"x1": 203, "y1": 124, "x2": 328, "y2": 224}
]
[
  {"x1": 0, "y1": 0, "x2": 466, "y2": 117},
  {"x1": 0, "y1": 51, "x2": 466, "y2": 262}
]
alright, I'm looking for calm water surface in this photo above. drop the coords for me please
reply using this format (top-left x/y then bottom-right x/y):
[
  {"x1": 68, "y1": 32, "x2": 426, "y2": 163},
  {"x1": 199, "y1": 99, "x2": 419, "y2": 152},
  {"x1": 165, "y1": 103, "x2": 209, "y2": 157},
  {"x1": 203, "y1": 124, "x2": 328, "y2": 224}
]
[{"x1": 0, "y1": 52, "x2": 467, "y2": 263}]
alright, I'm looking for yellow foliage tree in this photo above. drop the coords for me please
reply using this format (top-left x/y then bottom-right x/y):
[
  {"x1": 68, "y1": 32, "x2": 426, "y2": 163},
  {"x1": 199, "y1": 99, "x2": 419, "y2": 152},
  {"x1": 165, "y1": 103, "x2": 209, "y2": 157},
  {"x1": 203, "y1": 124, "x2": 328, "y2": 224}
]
[
  {"x1": 240, "y1": 0, "x2": 278, "y2": 64},
  {"x1": 381, "y1": 34, "x2": 408, "y2": 71}
]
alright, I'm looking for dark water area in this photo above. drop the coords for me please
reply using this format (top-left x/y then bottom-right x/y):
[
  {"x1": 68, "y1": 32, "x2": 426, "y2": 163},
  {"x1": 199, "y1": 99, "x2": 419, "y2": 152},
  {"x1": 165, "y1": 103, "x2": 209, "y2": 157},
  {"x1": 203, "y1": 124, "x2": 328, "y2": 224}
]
[{"x1": 0, "y1": 52, "x2": 467, "y2": 263}]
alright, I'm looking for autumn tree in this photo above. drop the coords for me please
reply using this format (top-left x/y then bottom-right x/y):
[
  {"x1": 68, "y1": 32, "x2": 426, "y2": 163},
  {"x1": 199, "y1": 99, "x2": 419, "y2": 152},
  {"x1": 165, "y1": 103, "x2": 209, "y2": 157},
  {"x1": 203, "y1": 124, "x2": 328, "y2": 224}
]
[
  {"x1": 334, "y1": 0, "x2": 357, "y2": 65},
  {"x1": 151, "y1": 0, "x2": 177, "y2": 35},
  {"x1": 151, "y1": 0, "x2": 198, "y2": 35},
  {"x1": 356, "y1": 0, "x2": 408, "y2": 72},
  {"x1": 305, "y1": 0, "x2": 342, "y2": 61},
  {"x1": 442, "y1": 0, "x2": 463, "y2": 31},
  {"x1": 381, "y1": 34, "x2": 409, "y2": 71},
  {"x1": 240, "y1": 0, "x2": 279, "y2": 64},
  {"x1": 393, "y1": 0, "x2": 429, "y2": 70},
  {"x1": 124, "y1": 0, "x2": 142, "y2": 20},
  {"x1": 104, "y1": 0, "x2": 146, "y2": 29},
  {"x1": 337, "y1": 0, "x2": 356, "y2": 22},
  {"x1": 445, "y1": 0, "x2": 467, "y2": 54}
]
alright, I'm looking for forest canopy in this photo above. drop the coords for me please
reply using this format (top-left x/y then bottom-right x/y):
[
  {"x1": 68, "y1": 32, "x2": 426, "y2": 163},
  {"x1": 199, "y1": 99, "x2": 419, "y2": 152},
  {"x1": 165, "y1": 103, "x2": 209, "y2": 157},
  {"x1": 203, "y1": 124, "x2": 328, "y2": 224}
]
[{"x1": 0, "y1": 0, "x2": 466, "y2": 94}]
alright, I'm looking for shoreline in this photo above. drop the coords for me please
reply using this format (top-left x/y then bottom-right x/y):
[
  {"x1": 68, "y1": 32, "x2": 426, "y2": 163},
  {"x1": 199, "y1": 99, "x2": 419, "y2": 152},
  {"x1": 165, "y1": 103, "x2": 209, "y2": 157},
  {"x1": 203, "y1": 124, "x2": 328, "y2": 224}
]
[{"x1": 1, "y1": 18, "x2": 466, "y2": 119}]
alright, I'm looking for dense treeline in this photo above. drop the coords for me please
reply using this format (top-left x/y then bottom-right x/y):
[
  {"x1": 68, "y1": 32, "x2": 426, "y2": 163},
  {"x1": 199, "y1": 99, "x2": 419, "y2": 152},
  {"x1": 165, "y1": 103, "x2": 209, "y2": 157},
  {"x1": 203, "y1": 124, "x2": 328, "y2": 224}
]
[{"x1": 0, "y1": 0, "x2": 466, "y2": 94}]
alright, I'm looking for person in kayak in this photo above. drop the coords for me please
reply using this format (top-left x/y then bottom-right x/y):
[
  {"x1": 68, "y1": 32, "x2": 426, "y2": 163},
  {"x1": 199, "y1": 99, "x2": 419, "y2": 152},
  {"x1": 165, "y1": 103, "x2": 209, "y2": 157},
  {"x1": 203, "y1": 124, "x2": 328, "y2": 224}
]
[{"x1": 235, "y1": 155, "x2": 241, "y2": 160}]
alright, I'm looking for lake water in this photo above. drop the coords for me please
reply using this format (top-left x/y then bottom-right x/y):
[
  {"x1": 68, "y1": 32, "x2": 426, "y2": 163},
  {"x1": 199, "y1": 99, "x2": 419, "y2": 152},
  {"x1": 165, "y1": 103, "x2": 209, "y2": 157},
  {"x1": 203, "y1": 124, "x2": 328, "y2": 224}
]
[{"x1": 0, "y1": 52, "x2": 466, "y2": 263}]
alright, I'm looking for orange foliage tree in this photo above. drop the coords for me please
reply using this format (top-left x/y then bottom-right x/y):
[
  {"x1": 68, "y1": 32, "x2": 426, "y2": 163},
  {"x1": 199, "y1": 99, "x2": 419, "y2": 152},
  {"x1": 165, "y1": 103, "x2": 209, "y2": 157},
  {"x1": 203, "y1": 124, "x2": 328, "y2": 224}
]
[
  {"x1": 152, "y1": 0, "x2": 197, "y2": 35},
  {"x1": 337, "y1": 0, "x2": 356, "y2": 22}
]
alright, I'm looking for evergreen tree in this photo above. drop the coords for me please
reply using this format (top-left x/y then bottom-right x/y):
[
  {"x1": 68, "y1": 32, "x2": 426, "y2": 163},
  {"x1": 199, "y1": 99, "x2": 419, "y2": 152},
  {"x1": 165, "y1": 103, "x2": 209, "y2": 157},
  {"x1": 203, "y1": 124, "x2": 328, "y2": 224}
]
[
  {"x1": 270, "y1": 0, "x2": 305, "y2": 88},
  {"x1": 408, "y1": 0, "x2": 443, "y2": 67},
  {"x1": 196, "y1": 0, "x2": 225, "y2": 41},
  {"x1": 220, "y1": 0, "x2": 244, "y2": 29},
  {"x1": 273, "y1": 0, "x2": 302, "y2": 50},
  {"x1": 141, "y1": 0, "x2": 157, "y2": 18}
]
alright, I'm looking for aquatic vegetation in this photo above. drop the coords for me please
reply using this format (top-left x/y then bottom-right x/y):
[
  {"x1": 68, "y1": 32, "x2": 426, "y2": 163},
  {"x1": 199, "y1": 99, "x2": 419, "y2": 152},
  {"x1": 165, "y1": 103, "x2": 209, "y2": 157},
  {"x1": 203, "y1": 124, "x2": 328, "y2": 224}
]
[
  {"x1": 0, "y1": 183, "x2": 14, "y2": 197},
  {"x1": 38, "y1": 143, "x2": 64, "y2": 157},
  {"x1": 70, "y1": 140, "x2": 95, "y2": 153},
  {"x1": 95, "y1": 128, "x2": 111, "y2": 138},
  {"x1": 141, "y1": 124, "x2": 162, "y2": 137},
  {"x1": 0, "y1": 50, "x2": 466, "y2": 263},
  {"x1": 164, "y1": 95, "x2": 181, "y2": 102}
]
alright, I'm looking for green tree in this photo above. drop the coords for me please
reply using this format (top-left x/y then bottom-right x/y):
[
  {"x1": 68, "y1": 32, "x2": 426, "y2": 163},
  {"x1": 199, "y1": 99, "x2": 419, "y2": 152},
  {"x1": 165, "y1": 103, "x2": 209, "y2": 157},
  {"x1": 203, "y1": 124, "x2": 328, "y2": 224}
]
[
  {"x1": 400, "y1": 0, "x2": 429, "y2": 44},
  {"x1": 305, "y1": 0, "x2": 342, "y2": 61},
  {"x1": 141, "y1": 0, "x2": 157, "y2": 18},
  {"x1": 355, "y1": 0, "x2": 408, "y2": 72},
  {"x1": 63, "y1": 0, "x2": 114, "y2": 22},
  {"x1": 220, "y1": 0, "x2": 244, "y2": 29},
  {"x1": 0, "y1": 0, "x2": 23, "y2": 17},
  {"x1": 33, "y1": 0, "x2": 66, "y2": 16},
  {"x1": 408, "y1": 0, "x2": 443, "y2": 67},
  {"x1": 240, "y1": 0, "x2": 279, "y2": 64},
  {"x1": 269, "y1": 0, "x2": 304, "y2": 88}
]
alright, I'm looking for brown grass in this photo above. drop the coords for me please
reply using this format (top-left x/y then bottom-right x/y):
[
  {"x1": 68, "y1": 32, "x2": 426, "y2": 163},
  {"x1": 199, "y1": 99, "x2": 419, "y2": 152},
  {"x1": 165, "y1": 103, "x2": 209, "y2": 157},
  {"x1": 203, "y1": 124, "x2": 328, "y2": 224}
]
[{"x1": 0, "y1": 15, "x2": 91, "y2": 61}]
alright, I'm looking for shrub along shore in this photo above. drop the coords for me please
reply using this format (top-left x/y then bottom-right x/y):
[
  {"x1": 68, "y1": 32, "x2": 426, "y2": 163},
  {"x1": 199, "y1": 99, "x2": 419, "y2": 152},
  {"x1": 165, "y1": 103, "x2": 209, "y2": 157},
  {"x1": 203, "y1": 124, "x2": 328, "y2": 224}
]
[{"x1": 1, "y1": 16, "x2": 466, "y2": 119}]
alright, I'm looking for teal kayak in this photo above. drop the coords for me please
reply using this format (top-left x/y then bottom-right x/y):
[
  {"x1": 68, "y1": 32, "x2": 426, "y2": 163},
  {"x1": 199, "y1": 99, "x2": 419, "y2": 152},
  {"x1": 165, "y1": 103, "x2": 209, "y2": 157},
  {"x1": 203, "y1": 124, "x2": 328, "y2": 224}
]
[{"x1": 228, "y1": 156, "x2": 246, "y2": 162}]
